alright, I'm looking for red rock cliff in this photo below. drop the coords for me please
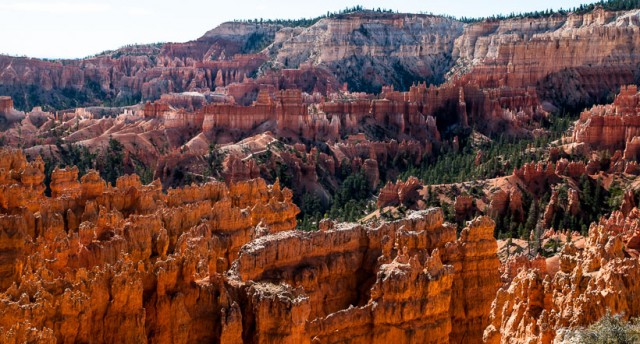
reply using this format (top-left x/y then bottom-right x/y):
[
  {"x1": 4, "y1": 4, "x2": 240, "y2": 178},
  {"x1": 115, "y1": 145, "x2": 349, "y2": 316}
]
[
  {"x1": 228, "y1": 208, "x2": 499, "y2": 343},
  {"x1": 573, "y1": 85, "x2": 640, "y2": 152},
  {"x1": 0, "y1": 150, "x2": 499, "y2": 343},
  {"x1": 484, "y1": 209, "x2": 640, "y2": 343}
]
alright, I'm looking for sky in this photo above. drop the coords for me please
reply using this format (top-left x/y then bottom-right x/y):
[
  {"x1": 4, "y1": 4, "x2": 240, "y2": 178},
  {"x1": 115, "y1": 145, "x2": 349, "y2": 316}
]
[{"x1": 0, "y1": 0, "x2": 594, "y2": 59}]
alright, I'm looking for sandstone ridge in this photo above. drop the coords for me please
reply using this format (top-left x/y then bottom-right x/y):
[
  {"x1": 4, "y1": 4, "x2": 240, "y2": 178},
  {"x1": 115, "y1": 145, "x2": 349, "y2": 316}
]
[
  {"x1": 484, "y1": 208, "x2": 640, "y2": 343},
  {"x1": 0, "y1": 149, "x2": 500, "y2": 343}
]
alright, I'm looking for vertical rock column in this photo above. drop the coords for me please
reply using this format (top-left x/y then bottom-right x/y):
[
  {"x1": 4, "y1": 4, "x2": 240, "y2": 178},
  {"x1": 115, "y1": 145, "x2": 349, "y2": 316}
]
[{"x1": 446, "y1": 217, "x2": 500, "y2": 344}]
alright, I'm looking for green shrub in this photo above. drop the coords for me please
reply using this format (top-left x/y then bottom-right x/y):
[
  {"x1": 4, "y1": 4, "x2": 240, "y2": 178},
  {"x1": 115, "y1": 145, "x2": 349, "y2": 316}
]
[{"x1": 570, "y1": 313, "x2": 640, "y2": 344}]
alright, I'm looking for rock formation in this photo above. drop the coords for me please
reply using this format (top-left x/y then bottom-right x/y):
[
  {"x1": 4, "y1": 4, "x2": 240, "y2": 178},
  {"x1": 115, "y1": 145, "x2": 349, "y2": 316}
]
[
  {"x1": 4, "y1": 6, "x2": 640, "y2": 343},
  {"x1": 488, "y1": 190, "x2": 509, "y2": 218},
  {"x1": 573, "y1": 85, "x2": 640, "y2": 152},
  {"x1": 270, "y1": 12, "x2": 464, "y2": 90},
  {"x1": 0, "y1": 96, "x2": 13, "y2": 113},
  {"x1": 451, "y1": 9, "x2": 640, "y2": 110},
  {"x1": 377, "y1": 176, "x2": 423, "y2": 209},
  {"x1": 0, "y1": 150, "x2": 500, "y2": 343},
  {"x1": 142, "y1": 83, "x2": 445, "y2": 144},
  {"x1": 620, "y1": 190, "x2": 636, "y2": 216},
  {"x1": 4, "y1": 6, "x2": 639, "y2": 120},
  {"x1": 0, "y1": 148, "x2": 299, "y2": 342},
  {"x1": 0, "y1": 22, "x2": 272, "y2": 109},
  {"x1": 229, "y1": 209, "x2": 499, "y2": 343},
  {"x1": 454, "y1": 194, "x2": 474, "y2": 221},
  {"x1": 0, "y1": 96, "x2": 24, "y2": 123},
  {"x1": 7, "y1": 9, "x2": 640, "y2": 203},
  {"x1": 484, "y1": 209, "x2": 640, "y2": 343},
  {"x1": 513, "y1": 162, "x2": 558, "y2": 190},
  {"x1": 567, "y1": 189, "x2": 581, "y2": 217}
]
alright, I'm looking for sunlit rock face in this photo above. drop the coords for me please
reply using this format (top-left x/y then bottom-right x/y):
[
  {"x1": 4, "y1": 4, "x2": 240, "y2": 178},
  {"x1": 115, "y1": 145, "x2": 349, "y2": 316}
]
[
  {"x1": 228, "y1": 209, "x2": 499, "y2": 344},
  {"x1": 0, "y1": 150, "x2": 301, "y2": 343},
  {"x1": 0, "y1": 152, "x2": 499, "y2": 343},
  {"x1": 3, "y1": 6, "x2": 640, "y2": 344},
  {"x1": 573, "y1": 85, "x2": 640, "y2": 153},
  {"x1": 484, "y1": 208, "x2": 640, "y2": 344},
  {"x1": 451, "y1": 9, "x2": 640, "y2": 109}
]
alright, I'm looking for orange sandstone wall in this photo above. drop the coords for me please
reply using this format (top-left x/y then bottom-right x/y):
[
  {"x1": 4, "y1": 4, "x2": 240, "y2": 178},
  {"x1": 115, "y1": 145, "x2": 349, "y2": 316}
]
[
  {"x1": 484, "y1": 209, "x2": 640, "y2": 343},
  {"x1": 0, "y1": 149, "x2": 499, "y2": 343}
]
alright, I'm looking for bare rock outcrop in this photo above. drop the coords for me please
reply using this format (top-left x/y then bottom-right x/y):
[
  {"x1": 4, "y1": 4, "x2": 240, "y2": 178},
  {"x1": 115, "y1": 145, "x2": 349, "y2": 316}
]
[
  {"x1": 0, "y1": 150, "x2": 501, "y2": 343},
  {"x1": 0, "y1": 149, "x2": 299, "y2": 343},
  {"x1": 377, "y1": 176, "x2": 423, "y2": 209},
  {"x1": 229, "y1": 209, "x2": 499, "y2": 343},
  {"x1": 484, "y1": 209, "x2": 640, "y2": 344},
  {"x1": 271, "y1": 12, "x2": 464, "y2": 92},
  {"x1": 573, "y1": 85, "x2": 640, "y2": 152},
  {"x1": 0, "y1": 96, "x2": 24, "y2": 122},
  {"x1": 451, "y1": 10, "x2": 640, "y2": 110},
  {"x1": 454, "y1": 194, "x2": 474, "y2": 221}
]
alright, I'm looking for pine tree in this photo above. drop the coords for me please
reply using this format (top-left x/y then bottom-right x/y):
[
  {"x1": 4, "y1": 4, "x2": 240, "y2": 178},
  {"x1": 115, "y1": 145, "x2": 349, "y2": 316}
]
[
  {"x1": 533, "y1": 223, "x2": 543, "y2": 255},
  {"x1": 524, "y1": 201, "x2": 539, "y2": 234},
  {"x1": 104, "y1": 137, "x2": 124, "y2": 186},
  {"x1": 594, "y1": 177, "x2": 604, "y2": 214},
  {"x1": 580, "y1": 175, "x2": 592, "y2": 211}
]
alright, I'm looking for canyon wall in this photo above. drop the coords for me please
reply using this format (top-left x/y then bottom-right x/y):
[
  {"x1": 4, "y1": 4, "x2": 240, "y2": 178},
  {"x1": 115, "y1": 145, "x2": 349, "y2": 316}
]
[
  {"x1": 269, "y1": 7, "x2": 640, "y2": 113},
  {"x1": 228, "y1": 209, "x2": 499, "y2": 344},
  {"x1": 0, "y1": 149, "x2": 499, "y2": 343},
  {"x1": 268, "y1": 12, "x2": 464, "y2": 91},
  {"x1": 450, "y1": 8, "x2": 640, "y2": 110},
  {"x1": 142, "y1": 79, "x2": 544, "y2": 145},
  {"x1": 484, "y1": 208, "x2": 640, "y2": 343},
  {"x1": 5, "y1": 8, "x2": 640, "y2": 113},
  {"x1": 141, "y1": 84, "x2": 445, "y2": 144},
  {"x1": 0, "y1": 148, "x2": 299, "y2": 343},
  {"x1": 0, "y1": 21, "x2": 276, "y2": 110},
  {"x1": 573, "y1": 84, "x2": 640, "y2": 154}
]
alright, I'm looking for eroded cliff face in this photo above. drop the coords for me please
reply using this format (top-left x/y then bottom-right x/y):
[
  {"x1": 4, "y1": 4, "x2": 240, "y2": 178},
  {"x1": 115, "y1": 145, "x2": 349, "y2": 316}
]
[
  {"x1": 266, "y1": 7, "x2": 640, "y2": 110},
  {"x1": 4, "y1": 8, "x2": 640, "y2": 343},
  {"x1": 0, "y1": 84, "x2": 440, "y2": 196},
  {"x1": 573, "y1": 84, "x2": 640, "y2": 153},
  {"x1": 143, "y1": 84, "x2": 444, "y2": 143},
  {"x1": 450, "y1": 8, "x2": 640, "y2": 110},
  {"x1": 0, "y1": 148, "x2": 299, "y2": 343},
  {"x1": 0, "y1": 149, "x2": 500, "y2": 343},
  {"x1": 484, "y1": 209, "x2": 640, "y2": 344},
  {"x1": 6, "y1": 7, "x2": 640, "y2": 114},
  {"x1": 0, "y1": 21, "x2": 275, "y2": 109},
  {"x1": 228, "y1": 208, "x2": 499, "y2": 344},
  {"x1": 268, "y1": 12, "x2": 464, "y2": 91}
]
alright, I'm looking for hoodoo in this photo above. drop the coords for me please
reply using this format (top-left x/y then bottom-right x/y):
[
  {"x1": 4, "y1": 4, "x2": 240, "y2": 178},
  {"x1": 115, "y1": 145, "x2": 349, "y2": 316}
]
[{"x1": 3, "y1": 1, "x2": 640, "y2": 343}]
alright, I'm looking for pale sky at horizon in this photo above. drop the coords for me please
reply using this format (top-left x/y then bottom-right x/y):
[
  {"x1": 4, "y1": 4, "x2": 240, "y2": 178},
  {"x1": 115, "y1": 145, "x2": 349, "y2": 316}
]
[{"x1": 1, "y1": 0, "x2": 594, "y2": 59}]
